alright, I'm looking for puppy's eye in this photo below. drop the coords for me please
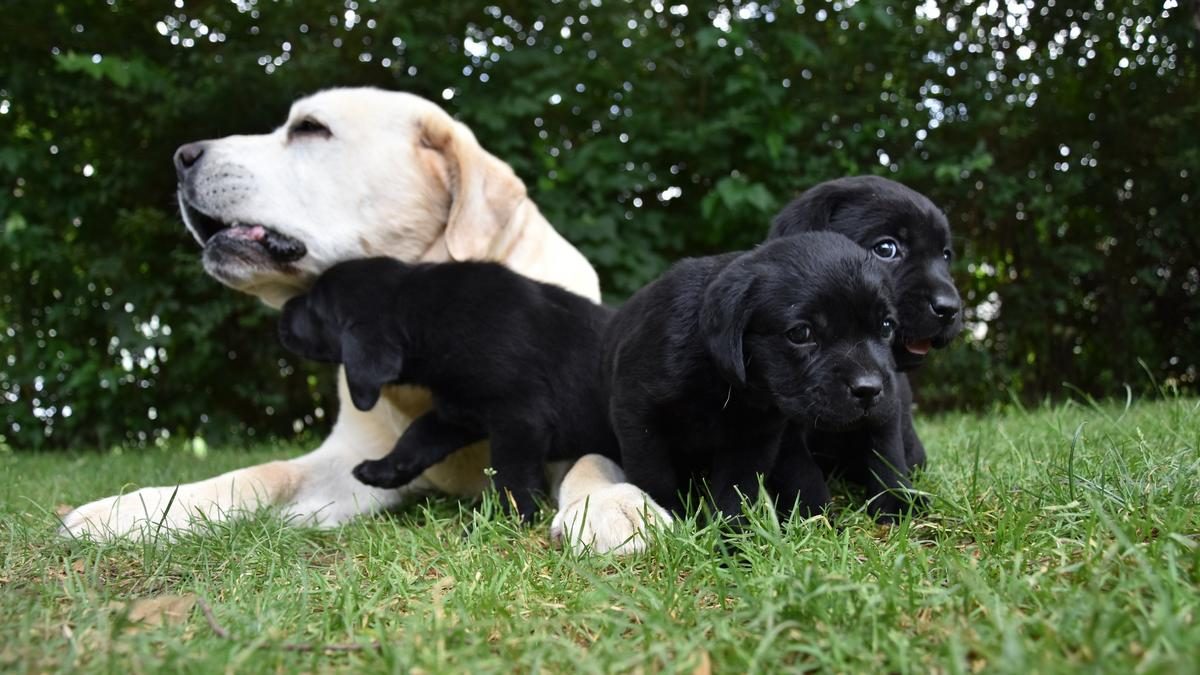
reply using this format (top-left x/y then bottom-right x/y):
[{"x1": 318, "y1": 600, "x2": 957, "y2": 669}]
[
  {"x1": 288, "y1": 118, "x2": 331, "y2": 139},
  {"x1": 881, "y1": 318, "x2": 896, "y2": 341},
  {"x1": 943, "y1": 248, "x2": 953, "y2": 262},
  {"x1": 872, "y1": 239, "x2": 900, "y2": 260},
  {"x1": 786, "y1": 324, "x2": 815, "y2": 345}
]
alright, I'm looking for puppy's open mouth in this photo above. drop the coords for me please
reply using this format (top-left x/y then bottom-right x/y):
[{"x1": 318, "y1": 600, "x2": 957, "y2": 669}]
[
  {"x1": 181, "y1": 199, "x2": 307, "y2": 263},
  {"x1": 894, "y1": 330, "x2": 957, "y2": 371},
  {"x1": 904, "y1": 339, "x2": 933, "y2": 356}
]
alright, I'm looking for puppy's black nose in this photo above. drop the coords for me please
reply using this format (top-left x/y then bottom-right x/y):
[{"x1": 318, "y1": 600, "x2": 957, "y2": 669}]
[
  {"x1": 930, "y1": 293, "x2": 960, "y2": 323},
  {"x1": 849, "y1": 375, "x2": 883, "y2": 407},
  {"x1": 174, "y1": 141, "x2": 207, "y2": 176}
]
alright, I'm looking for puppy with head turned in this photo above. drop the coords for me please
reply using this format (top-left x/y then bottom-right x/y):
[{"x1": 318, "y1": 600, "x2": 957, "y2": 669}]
[
  {"x1": 277, "y1": 257, "x2": 624, "y2": 523},
  {"x1": 768, "y1": 176, "x2": 962, "y2": 520},
  {"x1": 606, "y1": 232, "x2": 919, "y2": 522}
]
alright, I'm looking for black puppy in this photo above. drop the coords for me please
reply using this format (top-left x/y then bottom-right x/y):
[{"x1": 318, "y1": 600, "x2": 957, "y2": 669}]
[
  {"x1": 768, "y1": 176, "x2": 963, "y2": 519},
  {"x1": 277, "y1": 257, "x2": 617, "y2": 523},
  {"x1": 606, "y1": 232, "x2": 917, "y2": 522}
]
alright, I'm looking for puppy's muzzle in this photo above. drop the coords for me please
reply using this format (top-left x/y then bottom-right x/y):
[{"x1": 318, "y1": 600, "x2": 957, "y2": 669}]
[
  {"x1": 929, "y1": 291, "x2": 960, "y2": 324},
  {"x1": 848, "y1": 373, "x2": 884, "y2": 410}
]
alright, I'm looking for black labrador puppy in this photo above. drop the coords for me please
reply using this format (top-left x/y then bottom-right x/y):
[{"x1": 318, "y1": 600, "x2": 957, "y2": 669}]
[
  {"x1": 606, "y1": 232, "x2": 917, "y2": 522},
  {"x1": 768, "y1": 175, "x2": 963, "y2": 519},
  {"x1": 277, "y1": 257, "x2": 617, "y2": 523}
]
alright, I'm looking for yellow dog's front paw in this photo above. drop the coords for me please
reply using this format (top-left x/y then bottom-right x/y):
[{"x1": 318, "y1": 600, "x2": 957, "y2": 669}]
[{"x1": 550, "y1": 483, "x2": 673, "y2": 555}]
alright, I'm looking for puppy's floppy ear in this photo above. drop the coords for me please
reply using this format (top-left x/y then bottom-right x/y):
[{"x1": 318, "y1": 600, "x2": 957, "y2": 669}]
[
  {"x1": 700, "y1": 261, "x2": 757, "y2": 387},
  {"x1": 769, "y1": 178, "x2": 862, "y2": 239},
  {"x1": 419, "y1": 113, "x2": 528, "y2": 261},
  {"x1": 341, "y1": 327, "x2": 404, "y2": 412}
]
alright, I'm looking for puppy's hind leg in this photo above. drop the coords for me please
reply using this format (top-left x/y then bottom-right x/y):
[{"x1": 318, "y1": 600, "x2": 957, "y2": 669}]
[
  {"x1": 353, "y1": 411, "x2": 485, "y2": 489},
  {"x1": 486, "y1": 423, "x2": 551, "y2": 524}
]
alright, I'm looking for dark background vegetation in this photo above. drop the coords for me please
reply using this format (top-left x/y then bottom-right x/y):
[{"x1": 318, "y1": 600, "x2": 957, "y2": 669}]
[{"x1": 1, "y1": 0, "x2": 1196, "y2": 450}]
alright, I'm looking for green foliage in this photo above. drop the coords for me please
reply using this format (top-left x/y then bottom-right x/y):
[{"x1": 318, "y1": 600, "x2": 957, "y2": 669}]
[{"x1": 1, "y1": 1, "x2": 1197, "y2": 449}]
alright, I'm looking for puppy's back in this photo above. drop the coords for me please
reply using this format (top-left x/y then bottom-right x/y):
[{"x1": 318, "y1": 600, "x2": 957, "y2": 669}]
[{"x1": 603, "y1": 252, "x2": 739, "y2": 395}]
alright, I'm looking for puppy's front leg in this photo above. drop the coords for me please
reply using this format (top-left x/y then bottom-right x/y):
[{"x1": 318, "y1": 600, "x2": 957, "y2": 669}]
[
  {"x1": 353, "y1": 412, "x2": 485, "y2": 489},
  {"x1": 612, "y1": 406, "x2": 685, "y2": 515},
  {"x1": 709, "y1": 426, "x2": 784, "y2": 522},
  {"x1": 901, "y1": 411, "x2": 927, "y2": 472},
  {"x1": 864, "y1": 414, "x2": 919, "y2": 523},
  {"x1": 897, "y1": 376, "x2": 927, "y2": 470},
  {"x1": 766, "y1": 423, "x2": 832, "y2": 522}
]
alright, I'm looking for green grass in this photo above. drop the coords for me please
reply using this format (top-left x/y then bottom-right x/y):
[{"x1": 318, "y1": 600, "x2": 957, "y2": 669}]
[{"x1": 2, "y1": 397, "x2": 1198, "y2": 673}]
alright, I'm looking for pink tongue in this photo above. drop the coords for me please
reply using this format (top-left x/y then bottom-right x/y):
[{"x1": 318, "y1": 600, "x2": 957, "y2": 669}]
[
  {"x1": 229, "y1": 225, "x2": 266, "y2": 241},
  {"x1": 906, "y1": 339, "x2": 932, "y2": 356}
]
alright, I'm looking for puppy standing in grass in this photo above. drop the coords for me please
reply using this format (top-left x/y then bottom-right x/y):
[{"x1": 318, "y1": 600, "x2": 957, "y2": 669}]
[
  {"x1": 604, "y1": 232, "x2": 917, "y2": 520},
  {"x1": 277, "y1": 257, "x2": 635, "y2": 523}
]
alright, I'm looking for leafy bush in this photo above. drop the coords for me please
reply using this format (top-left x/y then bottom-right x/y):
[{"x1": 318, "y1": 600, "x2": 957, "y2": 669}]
[{"x1": 1, "y1": 1, "x2": 1196, "y2": 449}]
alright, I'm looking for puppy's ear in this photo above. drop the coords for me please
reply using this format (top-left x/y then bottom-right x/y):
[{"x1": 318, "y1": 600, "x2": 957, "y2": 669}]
[
  {"x1": 341, "y1": 328, "x2": 404, "y2": 412},
  {"x1": 700, "y1": 262, "x2": 756, "y2": 387},
  {"x1": 419, "y1": 113, "x2": 528, "y2": 261},
  {"x1": 770, "y1": 179, "x2": 860, "y2": 239}
]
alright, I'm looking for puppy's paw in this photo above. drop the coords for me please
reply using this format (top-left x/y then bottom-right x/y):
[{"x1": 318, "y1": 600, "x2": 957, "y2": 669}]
[
  {"x1": 550, "y1": 483, "x2": 673, "y2": 556},
  {"x1": 352, "y1": 459, "x2": 421, "y2": 489}
]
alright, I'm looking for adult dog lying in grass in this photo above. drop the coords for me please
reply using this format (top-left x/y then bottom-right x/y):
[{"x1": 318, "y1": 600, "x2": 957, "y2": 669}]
[
  {"x1": 768, "y1": 176, "x2": 962, "y2": 519},
  {"x1": 278, "y1": 257, "x2": 661, "y2": 525},
  {"x1": 604, "y1": 232, "x2": 919, "y2": 521},
  {"x1": 59, "y1": 88, "x2": 653, "y2": 550}
]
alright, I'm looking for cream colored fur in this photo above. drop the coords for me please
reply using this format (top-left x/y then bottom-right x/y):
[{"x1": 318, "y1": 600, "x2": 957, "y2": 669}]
[{"x1": 58, "y1": 87, "x2": 665, "y2": 553}]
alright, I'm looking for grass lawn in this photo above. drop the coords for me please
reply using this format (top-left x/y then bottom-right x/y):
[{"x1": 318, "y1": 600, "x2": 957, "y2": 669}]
[{"x1": 1, "y1": 397, "x2": 1198, "y2": 673}]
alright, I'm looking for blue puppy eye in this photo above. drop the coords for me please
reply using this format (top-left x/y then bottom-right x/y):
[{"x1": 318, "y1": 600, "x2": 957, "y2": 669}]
[
  {"x1": 881, "y1": 318, "x2": 896, "y2": 340},
  {"x1": 872, "y1": 239, "x2": 900, "y2": 260},
  {"x1": 786, "y1": 324, "x2": 814, "y2": 345}
]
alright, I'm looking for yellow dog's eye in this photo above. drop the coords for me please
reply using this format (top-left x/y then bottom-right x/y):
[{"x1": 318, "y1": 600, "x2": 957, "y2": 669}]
[{"x1": 289, "y1": 118, "x2": 331, "y2": 139}]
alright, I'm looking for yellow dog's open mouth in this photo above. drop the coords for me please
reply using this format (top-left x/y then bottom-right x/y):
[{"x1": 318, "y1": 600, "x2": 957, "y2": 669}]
[{"x1": 181, "y1": 199, "x2": 307, "y2": 263}]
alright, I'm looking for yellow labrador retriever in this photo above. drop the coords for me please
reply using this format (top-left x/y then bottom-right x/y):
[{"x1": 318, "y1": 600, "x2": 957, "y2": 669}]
[{"x1": 59, "y1": 88, "x2": 668, "y2": 553}]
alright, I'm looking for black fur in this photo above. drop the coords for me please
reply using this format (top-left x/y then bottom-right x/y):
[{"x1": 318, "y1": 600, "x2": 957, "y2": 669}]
[
  {"x1": 605, "y1": 233, "x2": 919, "y2": 522},
  {"x1": 277, "y1": 257, "x2": 617, "y2": 523},
  {"x1": 768, "y1": 176, "x2": 963, "y2": 518}
]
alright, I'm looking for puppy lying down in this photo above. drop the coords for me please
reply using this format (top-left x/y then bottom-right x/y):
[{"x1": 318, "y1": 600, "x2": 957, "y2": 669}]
[
  {"x1": 767, "y1": 176, "x2": 961, "y2": 518},
  {"x1": 278, "y1": 257, "x2": 621, "y2": 522},
  {"x1": 605, "y1": 232, "x2": 921, "y2": 521}
]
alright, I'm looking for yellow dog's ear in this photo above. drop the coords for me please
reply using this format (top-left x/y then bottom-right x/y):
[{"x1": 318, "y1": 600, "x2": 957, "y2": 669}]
[{"x1": 419, "y1": 113, "x2": 528, "y2": 262}]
